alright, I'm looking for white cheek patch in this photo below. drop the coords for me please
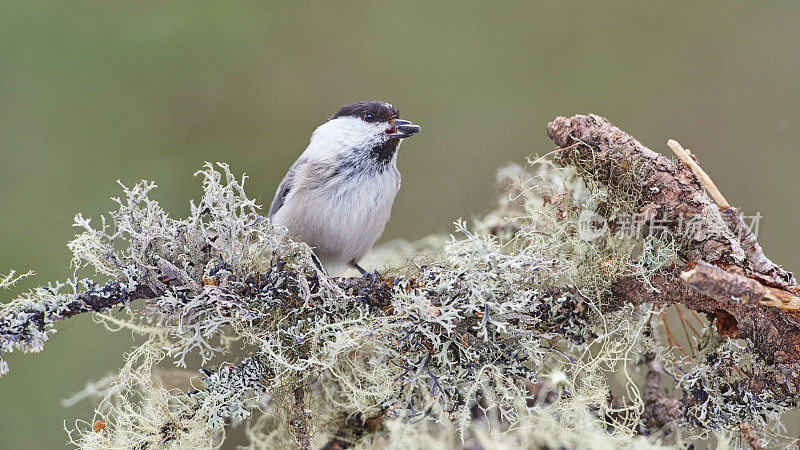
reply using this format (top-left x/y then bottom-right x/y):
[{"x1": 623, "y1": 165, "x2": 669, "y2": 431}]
[
  {"x1": 304, "y1": 116, "x2": 389, "y2": 161},
  {"x1": 332, "y1": 117, "x2": 387, "y2": 149}
]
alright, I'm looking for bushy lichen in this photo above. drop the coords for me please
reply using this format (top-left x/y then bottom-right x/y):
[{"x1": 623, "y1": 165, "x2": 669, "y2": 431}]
[
  {"x1": 680, "y1": 338, "x2": 794, "y2": 443},
  {"x1": 1, "y1": 159, "x2": 794, "y2": 449}
]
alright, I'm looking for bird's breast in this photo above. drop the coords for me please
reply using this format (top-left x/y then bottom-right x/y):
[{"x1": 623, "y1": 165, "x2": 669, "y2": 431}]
[
  {"x1": 323, "y1": 166, "x2": 400, "y2": 238},
  {"x1": 274, "y1": 164, "x2": 401, "y2": 269}
]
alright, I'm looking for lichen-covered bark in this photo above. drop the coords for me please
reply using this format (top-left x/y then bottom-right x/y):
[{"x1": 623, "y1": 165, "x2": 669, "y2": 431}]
[
  {"x1": 548, "y1": 114, "x2": 742, "y2": 264},
  {"x1": 547, "y1": 113, "x2": 800, "y2": 397},
  {"x1": 3, "y1": 125, "x2": 797, "y2": 447}
]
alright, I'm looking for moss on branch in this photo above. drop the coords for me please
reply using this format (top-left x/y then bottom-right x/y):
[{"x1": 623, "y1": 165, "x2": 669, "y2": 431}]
[{"x1": 0, "y1": 116, "x2": 797, "y2": 449}]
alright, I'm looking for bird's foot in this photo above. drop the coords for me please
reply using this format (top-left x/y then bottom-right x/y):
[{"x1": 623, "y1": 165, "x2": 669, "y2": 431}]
[
  {"x1": 363, "y1": 270, "x2": 381, "y2": 288},
  {"x1": 350, "y1": 261, "x2": 381, "y2": 287}
]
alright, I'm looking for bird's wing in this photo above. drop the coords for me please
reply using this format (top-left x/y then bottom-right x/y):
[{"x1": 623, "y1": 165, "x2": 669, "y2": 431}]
[{"x1": 268, "y1": 159, "x2": 302, "y2": 218}]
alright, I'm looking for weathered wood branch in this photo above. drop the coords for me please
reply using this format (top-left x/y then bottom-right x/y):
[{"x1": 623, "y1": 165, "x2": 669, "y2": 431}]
[
  {"x1": 643, "y1": 358, "x2": 683, "y2": 427},
  {"x1": 547, "y1": 113, "x2": 800, "y2": 374},
  {"x1": 548, "y1": 114, "x2": 743, "y2": 265},
  {"x1": 681, "y1": 260, "x2": 800, "y2": 312}
]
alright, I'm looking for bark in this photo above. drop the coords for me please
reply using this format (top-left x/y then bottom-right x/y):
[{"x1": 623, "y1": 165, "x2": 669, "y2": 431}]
[
  {"x1": 642, "y1": 359, "x2": 683, "y2": 427},
  {"x1": 547, "y1": 113, "x2": 800, "y2": 391},
  {"x1": 547, "y1": 114, "x2": 743, "y2": 265},
  {"x1": 738, "y1": 422, "x2": 764, "y2": 450},
  {"x1": 291, "y1": 387, "x2": 312, "y2": 450}
]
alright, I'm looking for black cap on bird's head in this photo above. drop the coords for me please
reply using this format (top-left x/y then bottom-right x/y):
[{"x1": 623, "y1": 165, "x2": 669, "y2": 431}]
[{"x1": 329, "y1": 101, "x2": 421, "y2": 139}]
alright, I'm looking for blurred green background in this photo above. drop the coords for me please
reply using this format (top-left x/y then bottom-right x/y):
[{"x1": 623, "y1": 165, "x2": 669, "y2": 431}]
[{"x1": 1, "y1": 1, "x2": 799, "y2": 447}]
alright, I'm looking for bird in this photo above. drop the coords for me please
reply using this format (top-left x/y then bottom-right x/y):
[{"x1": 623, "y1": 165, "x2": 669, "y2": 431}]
[{"x1": 268, "y1": 101, "x2": 421, "y2": 276}]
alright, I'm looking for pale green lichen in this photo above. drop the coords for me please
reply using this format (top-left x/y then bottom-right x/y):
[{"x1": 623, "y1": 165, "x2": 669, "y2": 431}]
[{"x1": 0, "y1": 159, "x2": 794, "y2": 449}]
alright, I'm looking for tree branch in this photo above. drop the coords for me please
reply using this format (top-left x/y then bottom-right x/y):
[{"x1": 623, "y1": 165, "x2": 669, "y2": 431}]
[{"x1": 547, "y1": 113, "x2": 800, "y2": 395}]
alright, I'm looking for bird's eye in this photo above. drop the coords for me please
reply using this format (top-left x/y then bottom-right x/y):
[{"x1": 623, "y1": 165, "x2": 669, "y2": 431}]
[{"x1": 363, "y1": 114, "x2": 375, "y2": 123}]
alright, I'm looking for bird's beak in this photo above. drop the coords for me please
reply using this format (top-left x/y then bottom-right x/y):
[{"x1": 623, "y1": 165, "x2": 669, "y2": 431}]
[{"x1": 385, "y1": 119, "x2": 421, "y2": 139}]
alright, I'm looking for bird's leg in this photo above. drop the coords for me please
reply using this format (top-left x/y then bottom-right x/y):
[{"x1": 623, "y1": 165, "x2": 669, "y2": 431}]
[
  {"x1": 310, "y1": 253, "x2": 327, "y2": 275},
  {"x1": 350, "y1": 260, "x2": 380, "y2": 286},
  {"x1": 350, "y1": 260, "x2": 369, "y2": 276}
]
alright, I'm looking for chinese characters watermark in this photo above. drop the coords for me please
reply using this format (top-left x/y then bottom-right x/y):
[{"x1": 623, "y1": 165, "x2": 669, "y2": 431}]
[{"x1": 577, "y1": 210, "x2": 763, "y2": 242}]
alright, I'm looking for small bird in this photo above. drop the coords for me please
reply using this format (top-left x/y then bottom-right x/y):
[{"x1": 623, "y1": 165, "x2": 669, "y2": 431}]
[{"x1": 269, "y1": 101, "x2": 421, "y2": 275}]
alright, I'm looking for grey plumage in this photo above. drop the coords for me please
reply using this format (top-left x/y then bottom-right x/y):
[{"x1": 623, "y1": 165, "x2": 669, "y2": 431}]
[{"x1": 268, "y1": 161, "x2": 298, "y2": 218}]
